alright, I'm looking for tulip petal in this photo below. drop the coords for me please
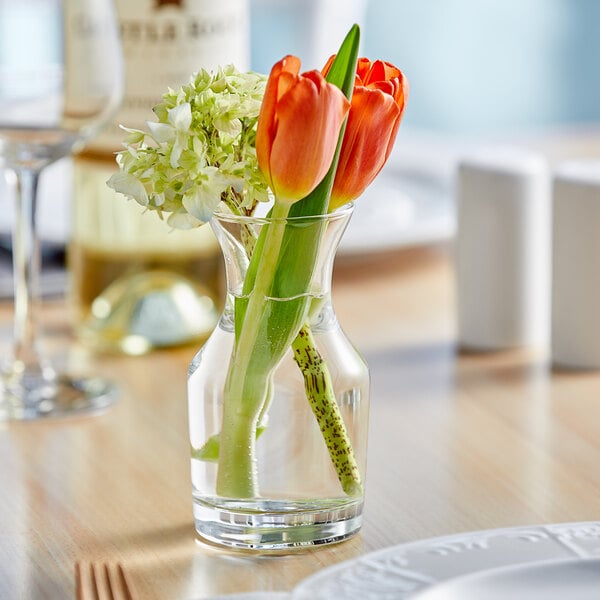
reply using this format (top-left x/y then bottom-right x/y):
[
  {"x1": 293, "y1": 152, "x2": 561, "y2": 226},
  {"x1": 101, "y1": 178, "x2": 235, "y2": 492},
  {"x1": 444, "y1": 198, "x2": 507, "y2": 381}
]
[
  {"x1": 329, "y1": 57, "x2": 408, "y2": 209},
  {"x1": 257, "y1": 57, "x2": 349, "y2": 204},
  {"x1": 256, "y1": 56, "x2": 301, "y2": 190},
  {"x1": 331, "y1": 88, "x2": 400, "y2": 208},
  {"x1": 268, "y1": 73, "x2": 347, "y2": 201}
]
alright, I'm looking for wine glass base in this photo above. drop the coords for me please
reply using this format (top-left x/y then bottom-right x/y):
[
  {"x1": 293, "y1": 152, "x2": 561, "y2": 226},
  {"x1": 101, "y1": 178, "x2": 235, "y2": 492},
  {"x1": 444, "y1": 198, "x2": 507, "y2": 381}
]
[{"x1": 0, "y1": 374, "x2": 118, "y2": 421}]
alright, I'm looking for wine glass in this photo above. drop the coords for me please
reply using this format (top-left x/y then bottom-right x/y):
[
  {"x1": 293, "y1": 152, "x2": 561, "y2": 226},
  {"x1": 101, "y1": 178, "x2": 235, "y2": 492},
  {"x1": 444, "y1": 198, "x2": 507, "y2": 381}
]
[{"x1": 0, "y1": 0, "x2": 123, "y2": 419}]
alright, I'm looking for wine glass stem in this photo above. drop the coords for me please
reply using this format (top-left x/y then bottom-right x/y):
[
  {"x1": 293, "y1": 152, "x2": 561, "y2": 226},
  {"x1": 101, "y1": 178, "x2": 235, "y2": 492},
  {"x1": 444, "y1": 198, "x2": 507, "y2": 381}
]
[{"x1": 11, "y1": 168, "x2": 53, "y2": 379}]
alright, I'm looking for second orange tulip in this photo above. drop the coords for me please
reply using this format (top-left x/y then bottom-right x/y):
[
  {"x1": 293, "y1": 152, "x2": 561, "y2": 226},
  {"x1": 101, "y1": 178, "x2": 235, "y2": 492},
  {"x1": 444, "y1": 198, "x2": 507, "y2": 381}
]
[{"x1": 327, "y1": 57, "x2": 408, "y2": 210}]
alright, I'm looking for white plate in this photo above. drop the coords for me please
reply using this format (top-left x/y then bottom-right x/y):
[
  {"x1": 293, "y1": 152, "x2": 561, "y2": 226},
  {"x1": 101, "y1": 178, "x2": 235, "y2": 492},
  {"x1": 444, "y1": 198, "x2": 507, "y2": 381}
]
[
  {"x1": 203, "y1": 594, "x2": 290, "y2": 600},
  {"x1": 412, "y1": 557, "x2": 600, "y2": 600},
  {"x1": 291, "y1": 521, "x2": 600, "y2": 599},
  {"x1": 0, "y1": 159, "x2": 454, "y2": 255},
  {"x1": 340, "y1": 168, "x2": 454, "y2": 256}
]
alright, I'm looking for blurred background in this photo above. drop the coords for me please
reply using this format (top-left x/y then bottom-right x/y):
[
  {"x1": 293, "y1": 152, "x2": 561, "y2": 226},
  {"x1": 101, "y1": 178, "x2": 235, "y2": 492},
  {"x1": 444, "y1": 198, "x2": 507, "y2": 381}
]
[
  {"x1": 5, "y1": 0, "x2": 600, "y2": 259},
  {"x1": 252, "y1": 0, "x2": 600, "y2": 137},
  {"x1": 248, "y1": 0, "x2": 600, "y2": 253},
  {"x1": 3, "y1": 0, "x2": 600, "y2": 350}
]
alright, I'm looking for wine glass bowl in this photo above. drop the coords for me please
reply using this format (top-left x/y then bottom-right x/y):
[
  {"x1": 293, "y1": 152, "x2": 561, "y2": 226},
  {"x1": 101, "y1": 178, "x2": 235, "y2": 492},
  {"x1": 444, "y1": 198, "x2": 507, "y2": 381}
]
[
  {"x1": 0, "y1": 0, "x2": 123, "y2": 419},
  {"x1": 0, "y1": 0, "x2": 123, "y2": 167}
]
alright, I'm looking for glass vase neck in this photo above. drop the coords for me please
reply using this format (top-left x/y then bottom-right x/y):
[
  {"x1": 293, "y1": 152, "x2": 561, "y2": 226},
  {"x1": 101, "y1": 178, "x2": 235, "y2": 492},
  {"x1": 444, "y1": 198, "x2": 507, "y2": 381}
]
[{"x1": 210, "y1": 203, "x2": 353, "y2": 301}]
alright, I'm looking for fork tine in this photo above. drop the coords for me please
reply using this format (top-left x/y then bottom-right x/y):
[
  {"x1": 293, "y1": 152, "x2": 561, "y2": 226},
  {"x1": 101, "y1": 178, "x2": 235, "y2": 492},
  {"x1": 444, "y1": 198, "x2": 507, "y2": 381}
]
[
  {"x1": 75, "y1": 562, "x2": 84, "y2": 600},
  {"x1": 75, "y1": 561, "x2": 100, "y2": 600},
  {"x1": 94, "y1": 562, "x2": 114, "y2": 600},
  {"x1": 107, "y1": 563, "x2": 135, "y2": 600},
  {"x1": 75, "y1": 561, "x2": 135, "y2": 600}
]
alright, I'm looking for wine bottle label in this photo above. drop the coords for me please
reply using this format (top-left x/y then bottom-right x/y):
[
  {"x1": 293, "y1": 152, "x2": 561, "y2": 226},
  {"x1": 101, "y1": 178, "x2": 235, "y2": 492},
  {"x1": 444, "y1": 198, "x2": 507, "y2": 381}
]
[
  {"x1": 87, "y1": 0, "x2": 249, "y2": 154},
  {"x1": 64, "y1": 0, "x2": 123, "y2": 133}
]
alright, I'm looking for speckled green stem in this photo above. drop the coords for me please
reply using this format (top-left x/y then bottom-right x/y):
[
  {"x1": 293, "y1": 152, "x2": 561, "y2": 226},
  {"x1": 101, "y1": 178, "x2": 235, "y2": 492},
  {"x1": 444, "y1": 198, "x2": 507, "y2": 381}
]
[{"x1": 292, "y1": 323, "x2": 363, "y2": 496}]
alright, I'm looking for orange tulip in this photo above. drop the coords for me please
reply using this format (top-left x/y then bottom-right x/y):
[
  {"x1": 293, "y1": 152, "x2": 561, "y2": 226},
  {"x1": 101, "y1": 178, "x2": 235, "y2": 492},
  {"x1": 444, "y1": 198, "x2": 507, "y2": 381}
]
[
  {"x1": 324, "y1": 57, "x2": 408, "y2": 210},
  {"x1": 256, "y1": 55, "x2": 350, "y2": 204}
]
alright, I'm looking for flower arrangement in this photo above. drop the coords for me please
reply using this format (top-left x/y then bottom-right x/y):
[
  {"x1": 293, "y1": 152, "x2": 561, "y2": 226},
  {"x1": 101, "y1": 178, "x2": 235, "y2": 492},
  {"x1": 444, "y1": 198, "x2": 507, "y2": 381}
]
[{"x1": 108, "y1": 25, "x2": 407, "y2": 500}]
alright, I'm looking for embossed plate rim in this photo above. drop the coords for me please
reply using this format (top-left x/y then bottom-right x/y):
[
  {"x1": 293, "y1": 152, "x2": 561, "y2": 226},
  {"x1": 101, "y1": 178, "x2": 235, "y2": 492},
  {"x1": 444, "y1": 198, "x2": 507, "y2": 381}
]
[
  {"x1": 291, "y1": 521, "x2": 600, "y2": 600},
  {"x1": 410, "y1": 556, "x2": 600, "y2": 599}
]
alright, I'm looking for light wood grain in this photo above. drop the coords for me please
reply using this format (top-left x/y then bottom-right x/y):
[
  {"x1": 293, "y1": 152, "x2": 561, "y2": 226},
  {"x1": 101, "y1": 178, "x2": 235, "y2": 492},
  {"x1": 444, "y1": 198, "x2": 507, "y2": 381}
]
[{"x1": 2, "y1": 243, "x2": 600, "y2": 599}]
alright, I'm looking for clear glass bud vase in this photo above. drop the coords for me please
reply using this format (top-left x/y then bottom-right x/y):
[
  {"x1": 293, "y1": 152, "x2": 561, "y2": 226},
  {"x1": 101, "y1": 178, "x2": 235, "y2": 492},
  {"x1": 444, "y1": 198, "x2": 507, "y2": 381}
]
[{"x1": 188, "y1": 203, "x2": 370, "y2": 550}]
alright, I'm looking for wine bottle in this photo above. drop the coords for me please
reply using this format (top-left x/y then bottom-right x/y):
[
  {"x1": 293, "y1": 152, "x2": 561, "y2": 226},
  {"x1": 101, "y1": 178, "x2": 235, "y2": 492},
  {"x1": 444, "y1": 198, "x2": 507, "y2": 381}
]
[
  {"x1": 89, "y1": 0, "x2": 250, "y2": 154},
  {"x1": 69, "y1": 0, "x2": 249, "y2": 354}
]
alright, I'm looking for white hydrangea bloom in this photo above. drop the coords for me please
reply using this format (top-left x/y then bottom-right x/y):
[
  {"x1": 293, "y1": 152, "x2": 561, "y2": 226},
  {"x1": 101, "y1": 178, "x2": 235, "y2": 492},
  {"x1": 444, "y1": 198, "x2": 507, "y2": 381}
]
[{"x1": 107, "y1": 65, "x2": 269, "y2": 228}]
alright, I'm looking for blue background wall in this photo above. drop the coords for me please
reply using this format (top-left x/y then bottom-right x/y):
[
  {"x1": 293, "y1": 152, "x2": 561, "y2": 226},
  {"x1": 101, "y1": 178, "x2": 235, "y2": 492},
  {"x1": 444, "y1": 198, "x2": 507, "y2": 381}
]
[{"x1": 251, "y1": 0, "x2": 600, "y2": 135}]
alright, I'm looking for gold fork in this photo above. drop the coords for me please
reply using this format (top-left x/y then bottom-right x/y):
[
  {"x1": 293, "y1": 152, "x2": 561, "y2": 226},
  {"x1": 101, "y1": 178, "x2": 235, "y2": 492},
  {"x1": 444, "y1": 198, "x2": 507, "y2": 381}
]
[{"x1": 75, "y1": 561, "x2": 135, "y2": 600}]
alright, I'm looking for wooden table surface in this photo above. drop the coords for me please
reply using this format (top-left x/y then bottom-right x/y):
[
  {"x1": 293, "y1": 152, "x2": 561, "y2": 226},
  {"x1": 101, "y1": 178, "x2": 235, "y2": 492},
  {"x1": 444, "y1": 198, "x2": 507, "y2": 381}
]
[{"x1": 2, "y1": 243, "x2": 600, "y2": 599}]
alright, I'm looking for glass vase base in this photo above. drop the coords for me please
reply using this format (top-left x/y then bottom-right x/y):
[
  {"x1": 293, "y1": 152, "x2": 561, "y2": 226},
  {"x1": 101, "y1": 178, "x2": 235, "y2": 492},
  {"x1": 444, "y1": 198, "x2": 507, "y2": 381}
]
[
  {"x1": 193, "y1": 496, "x2": 363, "y2": 551},
  {"x1": 0, "y1": 373, "x2": 118, "y2": 420}
]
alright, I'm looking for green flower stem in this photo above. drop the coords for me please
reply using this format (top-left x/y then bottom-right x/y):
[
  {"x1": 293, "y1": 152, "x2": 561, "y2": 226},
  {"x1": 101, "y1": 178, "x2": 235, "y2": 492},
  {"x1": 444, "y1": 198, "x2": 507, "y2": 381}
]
[
  {"x1": 292, "y1": 323, "x2": 363, "y2": 496},
  {"x1": 216, "y1": 366, "x2": 270, "y2": 497},
  {"x1": 214, "y1": 25, "x2": 361, "y2": 499},
  {"x1": 216, "y1": 201, "x2": 295, "y2": 498}
]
